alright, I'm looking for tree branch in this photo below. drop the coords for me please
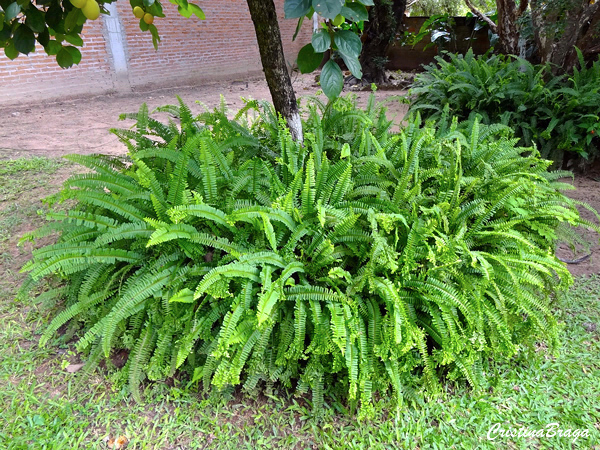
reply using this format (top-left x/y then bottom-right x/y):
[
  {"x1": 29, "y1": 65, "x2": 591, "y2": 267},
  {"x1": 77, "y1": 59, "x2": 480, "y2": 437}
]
[
  {"x1": 518, "y1": 0, "x2": 529, "y2": 16},
  {"x1": 583, "y1": 2, "x2": 600, "y2": 24},
  {"x1": 585, "y1": 44, "x2": 600, "y2": 55},
  {"x1": 464, "y1": 0, "x2": 497, "y2": 33}
]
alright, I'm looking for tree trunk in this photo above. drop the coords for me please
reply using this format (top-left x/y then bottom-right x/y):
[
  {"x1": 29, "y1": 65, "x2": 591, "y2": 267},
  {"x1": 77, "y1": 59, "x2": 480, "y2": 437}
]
[
  {"x1": 470, "y1": 0, "x2": 599, "y2": 72},
  {"x1": 495, "y1": 0, "x2": 528, "y2": 55},
  {"x1": 246, "y1": 0, "x2": 303, "y2": 142},
  {"x1": 496, "y1": 0, "x2": 518, "y2": 55},
  {"x1": 359, "y1": 0, "x2": 406, "y2": 84},
  {"x1": 465, "y1": 0, "x2": 528, "y2": 56},
  {"x1": 575, "y1": 6, "x2": 600, "y2": 64},
  {"x1": 531, "y1": 0, "x2": 600, "y2": 73}
]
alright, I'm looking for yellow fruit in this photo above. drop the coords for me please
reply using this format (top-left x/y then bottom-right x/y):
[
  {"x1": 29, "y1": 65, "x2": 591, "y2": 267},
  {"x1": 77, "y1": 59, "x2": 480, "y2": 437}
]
[
  {"x1": 143, "y1": 13, "x2": 154, "y2": 24},
  {"x1": 133, "y1": 6, "x2": 145, "y2": 19},
  {"x1": 82, "y1": 0, "x2": 100, "y2": 20},
  {"x1": 70, "y1": 0, "x2": 88, "y2": 8},
  {"x1": 332, "y1": 14, "x2": 344, "y2": 27}
]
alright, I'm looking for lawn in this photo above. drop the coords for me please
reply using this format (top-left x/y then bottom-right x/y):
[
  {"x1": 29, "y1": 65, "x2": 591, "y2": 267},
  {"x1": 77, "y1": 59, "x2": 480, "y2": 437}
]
[{"x1": 0, "y1": 156, "x2": 599, "y2": 449}]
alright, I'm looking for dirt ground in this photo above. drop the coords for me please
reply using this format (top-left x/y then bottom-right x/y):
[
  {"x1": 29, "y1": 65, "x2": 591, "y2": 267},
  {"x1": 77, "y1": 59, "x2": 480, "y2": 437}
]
[
  {"x1": 0, "y1": 73, "x2": 409, "y2": 159},
  {"x1": 0, "y1": 72, "x2": 598, "y2": 275},
  {"x1": 555, "y1": 174, "x2": 600, "y2": 276}
]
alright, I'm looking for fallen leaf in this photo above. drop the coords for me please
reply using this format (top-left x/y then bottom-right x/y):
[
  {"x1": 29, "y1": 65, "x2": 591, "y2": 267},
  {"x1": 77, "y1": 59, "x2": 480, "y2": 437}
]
[
  {"x1": 114, "y1": 436, "x2": 128, "y2": 449},
  {"x1": 66, "y1": 363, "x2": 85, "y2": 373}
]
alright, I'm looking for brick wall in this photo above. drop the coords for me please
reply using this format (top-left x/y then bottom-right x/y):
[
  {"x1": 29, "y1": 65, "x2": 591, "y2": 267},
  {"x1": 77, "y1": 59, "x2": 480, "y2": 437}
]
[
  {"x1": 0, "y1": 22, "x2": 114, "y2": 104},
  {"x1": 119, "y1": 0, "x2": 310, "y2": 89},
  {"x1": 0, "y1": 0, "x2": 312, "y2": 105}
]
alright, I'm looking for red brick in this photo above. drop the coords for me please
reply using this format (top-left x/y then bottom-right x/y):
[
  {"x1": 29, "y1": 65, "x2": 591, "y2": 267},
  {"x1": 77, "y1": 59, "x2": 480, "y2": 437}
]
[{"x1": 0, "y1": 0, "x2": 312, "y2": 104}]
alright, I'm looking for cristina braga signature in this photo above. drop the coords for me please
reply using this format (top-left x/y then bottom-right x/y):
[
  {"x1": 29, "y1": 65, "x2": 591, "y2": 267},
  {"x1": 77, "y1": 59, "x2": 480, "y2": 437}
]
[{"x1": 487, "y1": 423, "x2": 590, "y2": 444}]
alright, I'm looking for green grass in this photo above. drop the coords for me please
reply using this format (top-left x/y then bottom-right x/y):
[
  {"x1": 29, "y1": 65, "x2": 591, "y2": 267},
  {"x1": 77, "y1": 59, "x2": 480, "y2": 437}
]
[
  {"x1": 0, "y1": 156, "x2": 599, "y2": 449},
  {"x1": 0, "y1": 156, "x2": 71, "y2": 244},
  {"x1": 0, "y1": 156, "x2": 66, "y2": 202},
  {"x1": 0, "y1": 157, "x2": 64, "y2": 177},
  {"x1": 0, "y1": 277, "x2": 598, "y2": 449}
]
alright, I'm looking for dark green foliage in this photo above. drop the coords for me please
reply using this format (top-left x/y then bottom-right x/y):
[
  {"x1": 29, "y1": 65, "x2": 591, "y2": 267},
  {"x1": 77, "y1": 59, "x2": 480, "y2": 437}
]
[
  {"x1": 19, "y1": 95, "x2": 598, "y2": 413},
  {"x1": 409, "y1": 49, "x2": 600, "y2": 164}
]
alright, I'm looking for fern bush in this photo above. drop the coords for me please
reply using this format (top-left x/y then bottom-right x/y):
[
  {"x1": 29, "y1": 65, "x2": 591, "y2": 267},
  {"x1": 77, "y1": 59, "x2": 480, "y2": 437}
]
[
  {"x1": 409, "y1": 49, "x2": 600, "y2": 164},
  {"x1": 19, "y1": 96, "x2": 599, "y2": 413}
]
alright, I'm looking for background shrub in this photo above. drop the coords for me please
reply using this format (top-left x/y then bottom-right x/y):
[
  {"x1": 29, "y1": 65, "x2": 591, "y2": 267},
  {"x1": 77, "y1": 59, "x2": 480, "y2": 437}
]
[
  {"x1": 409, "y1": 49, "x2": 600, "y2": 165},
  {"x1": 19, "y1": 96, "x2": 598, "y2": 413}
]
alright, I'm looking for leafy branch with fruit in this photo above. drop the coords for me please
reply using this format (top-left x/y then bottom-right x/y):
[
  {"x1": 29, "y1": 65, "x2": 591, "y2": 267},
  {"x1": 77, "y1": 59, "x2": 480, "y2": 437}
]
[
  {"x1": 286, "y1": 0, "x2": 373, "y2": 99},
  {"x1": 0, "y1": 0, "x2": 204, "y2": 68},
  {"x1": 1, "y1": 0, "x2": 376, "y2": 99}
]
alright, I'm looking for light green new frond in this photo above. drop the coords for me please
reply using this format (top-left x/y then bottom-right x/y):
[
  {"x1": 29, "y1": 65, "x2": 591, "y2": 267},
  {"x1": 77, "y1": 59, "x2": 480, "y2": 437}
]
[
  {"x1": 229, "y1": 206, "x2": 296, "y2": 232},
  {"x1": 146, "y1": 223, "x2": 198, "y2": 247},
  {"x1": 168, "y1": 204, "x2": 231, "y2": 229},
  {"x1": 62, "y1": 190, "x2": 145, "y2": 222},
  {"x1": 237, "y1": 251, "x2": 285, "y2": 269},
  {"x1": 257, "y1": 280, "x2": 282, "y2": 325},
  {"x1": 194, "y1": 263, "x2": 261, "y2": 299},
  {"x1": 166, "y1": 141, "x2": 191, "y2": 206},
  {"x1": 95, "y1": 222, "x2": 153, "y2": 246},
  {"x1": 64, "y1": 173, "x2": 141, "y2": 196},
  {"x1": 63, "y1": 154, "x2": 126, "y2": 176},
  {"x1": 27, "y1": 248, "x2": 142, "y2": 281},
  {"x1": 285, "y1": 285, "x2": 344, "y2": 302},
  {"x1": 196, "y1": 138, "x2": 219, "y2": 204},
  {"x1": 46, "y1": 210, "x2": 119, "y2": 230}
]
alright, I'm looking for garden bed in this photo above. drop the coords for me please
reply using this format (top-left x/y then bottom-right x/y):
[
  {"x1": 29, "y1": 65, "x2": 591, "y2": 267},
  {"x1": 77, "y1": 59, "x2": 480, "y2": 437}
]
[{"x1": 0, "y1": 75, "x2": 599, "y2": 448}]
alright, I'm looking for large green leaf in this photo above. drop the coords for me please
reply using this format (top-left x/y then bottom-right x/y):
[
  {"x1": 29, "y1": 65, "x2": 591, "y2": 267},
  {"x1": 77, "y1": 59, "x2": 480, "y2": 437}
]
[
  {"x1": 56, "y1": 47, "x2": 74, "y2": 68},
  {"x1": 13, "y1": 24, "x2": 35, "y2": 55},
  {"x1": 64, "y1": 9, "x2": 81, "y2": 34},
  {"x1": 4, "y1": 42, "x2": 18, "y2": 60},
  {"x1": 45, "y1": 40, "x2": 62, "y2": 56},
  {"x1": 284, "y1": 0, "x2": 312, "y2": 19},
  {"x1": 5, "y1": 2, "x2": 20, "y2": 21},
  {"x1": 64, "y1": 46, "x2": 82, "y2": 65},
  {"x1": 65, "y1": 34, "x2": 84, "y2": 47},
  {"x1": 45, "y1": 4, "x2": 62, "y2": 28},
  {"x1": 320, "y1": 60, "x2": 344, "y2": 100},
  {"x1": 189, "y1": 3, "x2": 205, "y2": 19},
  {"x1": 312, "y1": 29, "x2": 331, "y2": 53},
  {"x1": 341, "y1": 3, "x2": 369, "y2": 22},
  {"x1": 37, "y1": 29, "x2": 50, "y2": 47},
  {"x1": 334, "y1": 30, "x2": 362, "y2": 58},
  {"x1": 297, "y1": 43, "x2": 324, "y2": 74},
  {"x1": 25, "y1": 7, "x2": 46, "y2": 33},
  {"x1": 177, "y1": 4, "x2": 193, "y2": 18},
  {"x1": 312, "y1": 0, "x2": 343, "y2": 19},
  {"x1": 340, "y1": 53, "x2": 362, "y2": 79}
]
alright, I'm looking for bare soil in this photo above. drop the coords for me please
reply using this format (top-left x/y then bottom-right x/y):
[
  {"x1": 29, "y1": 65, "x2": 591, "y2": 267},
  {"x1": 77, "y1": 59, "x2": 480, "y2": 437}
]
[
  {"x1": 0, "y1": 73, "x2": 409, "y2": 159},
  {"x1": 555, "y1": 171, "x2": 600, "y2": 276},
  {"x1": 0, "y1": 72, "x2": 598, "y2": 275}
]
